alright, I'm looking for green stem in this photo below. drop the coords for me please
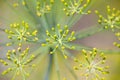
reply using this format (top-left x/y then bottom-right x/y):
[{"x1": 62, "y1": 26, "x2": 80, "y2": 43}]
[
  {"x1": 61, "y1": 53, "x2": 78, "y2": 80},
  {"x1": 44, "y1": 48, "x2": 53, "y2": 80},
  {"x1": 23, "y1": 0, "x2": 40, "y2": 23},
  {"x1": 68, "y1": 43, "x2": 120, "y2": 54},
  {"x1": 4, "y1": 0, "x2": 38, "y2": 27},
  {"x1": 75, "y1": 25, "x2": 105, "y2": 40},
  {"x1": 41, "y1": 15, "x2": 49, "y2": 30},
  {"x1": 21, "y1": 68, "x2": 27, "y2": 80},
  {"x1": 54, "y1": 52, "x2": 60, "y2": 80},
  {"x1": 11, "y1": 69, "x2": 18, "y2": 80},
  {"x1": 4, "y1": 0, "x2": 27, "y2": 22}
]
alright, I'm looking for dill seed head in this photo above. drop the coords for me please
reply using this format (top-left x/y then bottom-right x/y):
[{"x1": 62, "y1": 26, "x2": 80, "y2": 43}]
[
  {"x1": 95, "y1": 5, "x2": 120, "y2": 48},
  {"x1": 41, "y1": 24, "x2": 76, "y2": 58},
  {"x1": 73, "y1": 48, "x2": 109, "y2": 80},
  {"x1": 95, "y1": 5, "x2": 120, "y2": 32},
  {"x1": 5, "y1": 21, "x2": 38, "y2": 46},
  {"x1": 36, "y1": 1, "x2": 53, "y2": 17},
  {"x1": 61, "y1": 0, "x2": 91, "y2": 16},
  {"x1": 0, "y1": 47, "x2": 36, "y2": 80}
]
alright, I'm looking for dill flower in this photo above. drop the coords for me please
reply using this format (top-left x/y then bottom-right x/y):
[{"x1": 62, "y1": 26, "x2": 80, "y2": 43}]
[
  {"x1": 95, "y1": 5, "x2": 120, "y2": 32},
  {"x1": 0, "y1": 47, "x2": 36, "y2": 80},
  {"x1": 36, "y1": 0, "x2": 54, "y2": 17},
  {"x1": 41, "y1": 24, "x2": 76, "y2": 59},
  {"x1": 61, "y1": 0, "x2": 91, "y2": 16},
  {"x1": 95, "y1": 5, "x2": 120, "y2": 48},
  {"x1": 5, "y1": 21, "x2": 38, "y2": 46},
  {"x1": 12, "y1": 0, "x2": 54, "y2": 17},
  {"x1": 73, "y1": 48, "x2": 109, "y2": 80}
]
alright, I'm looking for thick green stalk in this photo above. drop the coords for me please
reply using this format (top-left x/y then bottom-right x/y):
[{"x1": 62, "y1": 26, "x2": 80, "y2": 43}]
[
  {"x1": 44, "y1": 48, "x2": 53, "y2": 80},
  {"x1": 61, "y1": 53, "x2": 78, "y2": 80},
  {"x1": 40, "y1": 15, "x2": 49, "y2": 30},
  {"x1": 54, "y1": 52, "x2": 60, "y2": 80}
]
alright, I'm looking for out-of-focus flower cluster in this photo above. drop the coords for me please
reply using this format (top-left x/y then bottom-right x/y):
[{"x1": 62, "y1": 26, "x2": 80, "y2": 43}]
[
  {"x1": 61, "y1": 0, "x2": 91, "y2": 16},
  {"x1": 95, "y1": 5, "x2": 120, "y2": 48},
  {"x1": 0, "y1": 47, "x2": 36, "y2": 80},
  {"x1": 73, "y1": 48, "x2": 109, "y2": 80}
]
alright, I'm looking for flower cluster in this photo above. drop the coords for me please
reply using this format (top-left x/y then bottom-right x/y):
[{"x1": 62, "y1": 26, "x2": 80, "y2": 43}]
[
  {"x1": 0, "y1": 47, "x2": 36, "y2": 80},
  {"x1": 36, "y1": 0, "x2": 54, "y2": 17},
  {"x1": 13, "y1": 0, "x2": 26, "y2": 7},
  {"x1": 95, "y1": 5, "x2": 120, "y2": 32},
  {"x1": 5, "y1": 21, "x2": 38, "y2": 46},
  {"x1": 95, "y1": 6, "x2": 120, "y2": 48},
  {"x1": 41, "y1": 24, "x2": 76, "y2": 58},
  {"x1": 61, "y1": 0, "x2": 91, "y2": 16},
  {"x1": 73, "y1": 48, "x2": 109, "y2": 80},
  {"x1": 113, "y1": 32, "x2": 120, "y2": 48}
]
